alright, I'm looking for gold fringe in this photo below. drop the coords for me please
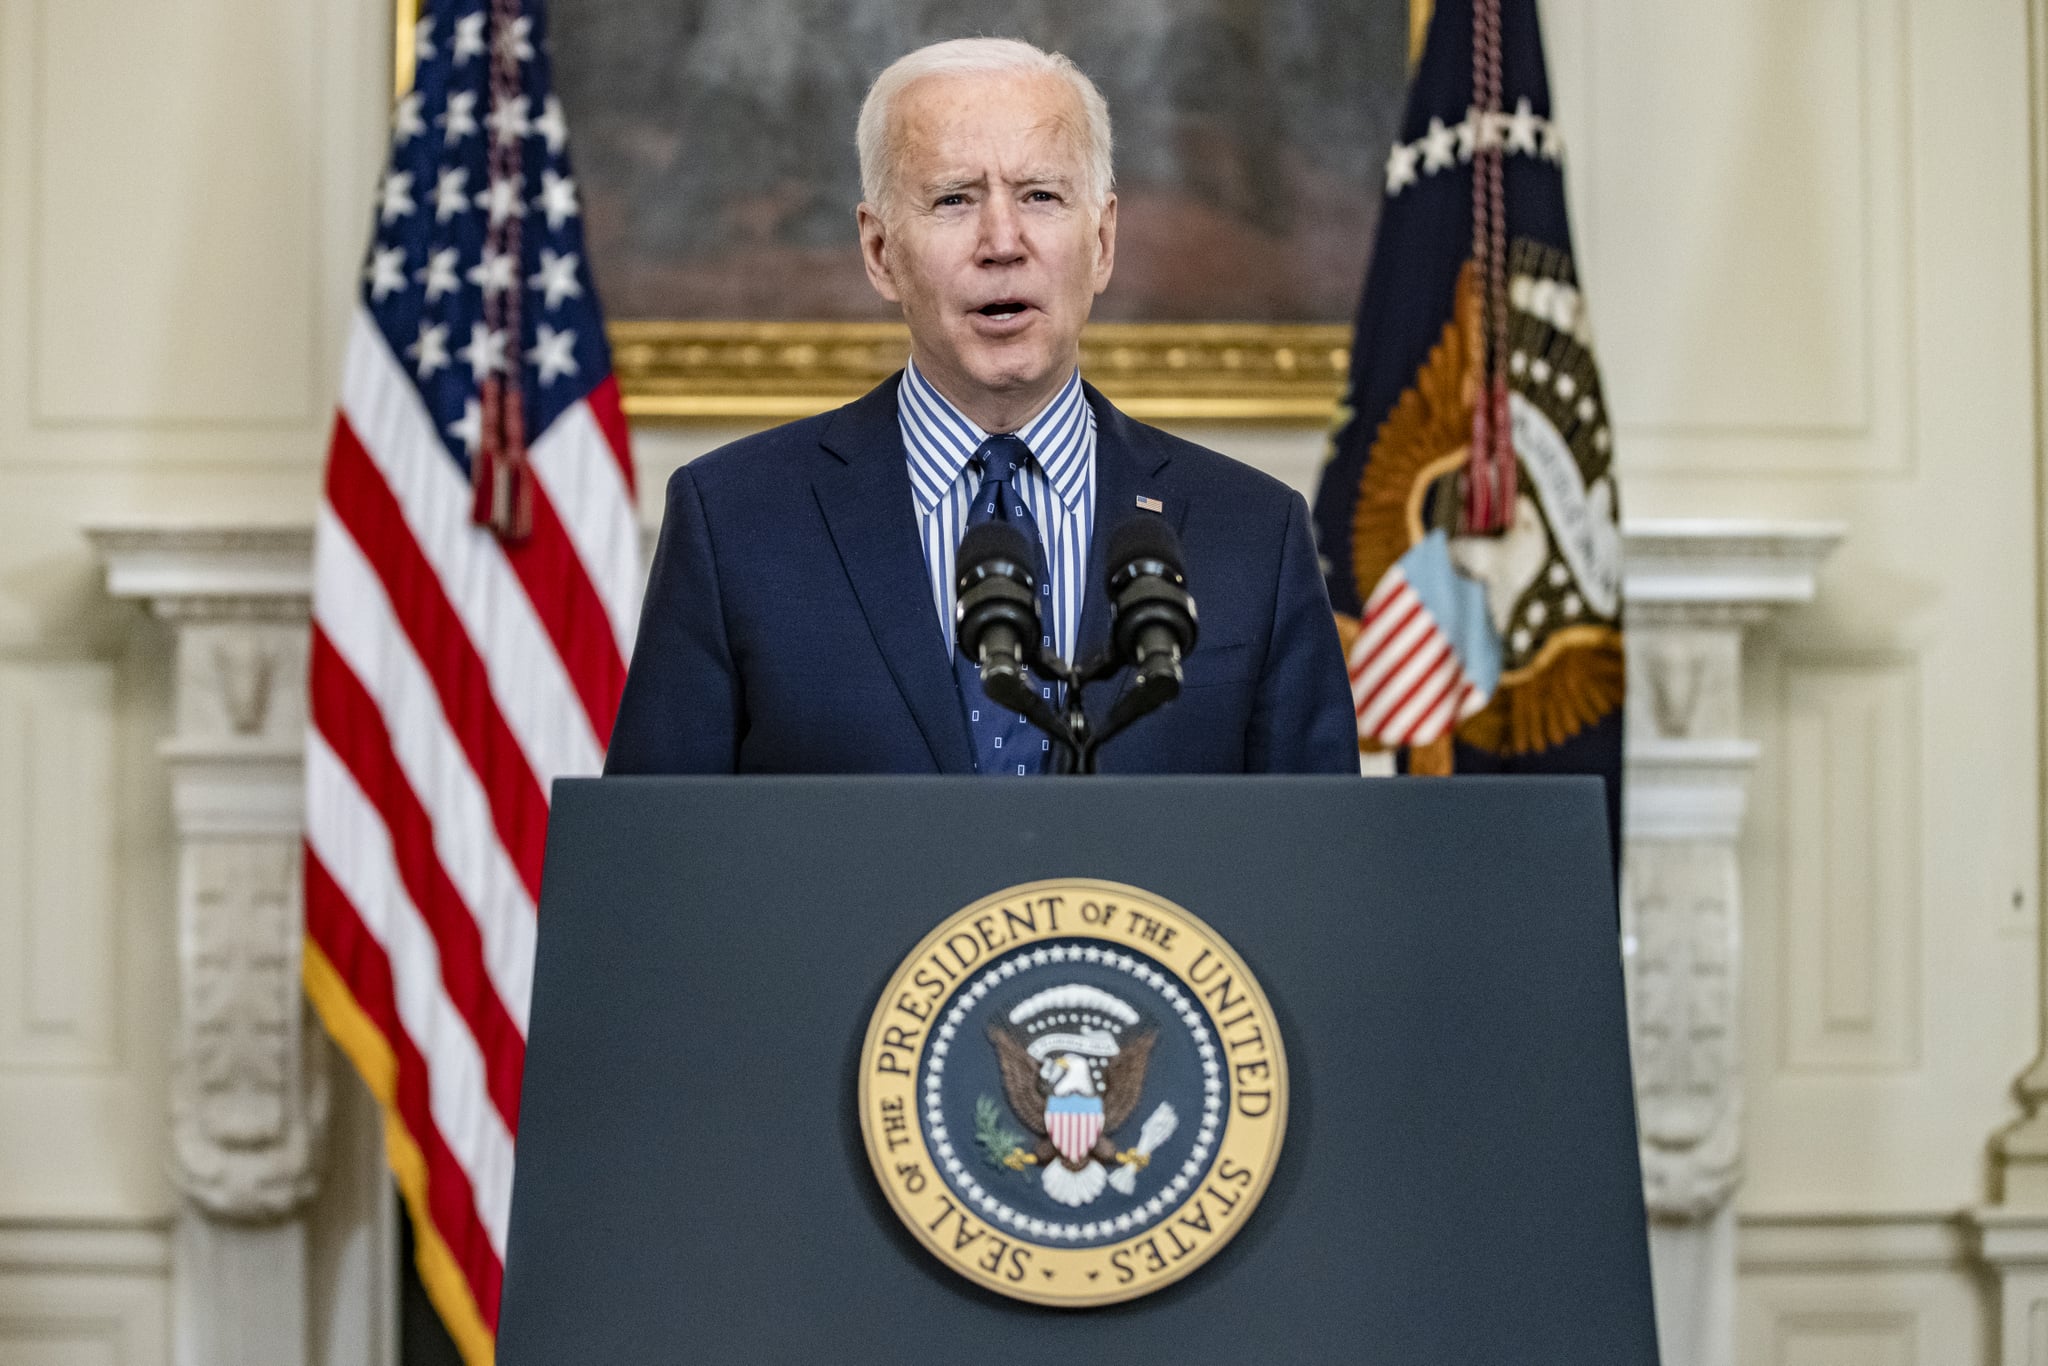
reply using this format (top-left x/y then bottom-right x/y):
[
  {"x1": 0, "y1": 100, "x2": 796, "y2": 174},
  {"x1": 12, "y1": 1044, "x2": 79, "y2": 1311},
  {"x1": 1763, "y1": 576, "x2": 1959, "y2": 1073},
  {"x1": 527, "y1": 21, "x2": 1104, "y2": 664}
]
[
  {"x1": 1407, "y1": 734, "x2": 1455, "y2": 775},
  {"x1": 1458, "y1": 628, "x2": 1626, "y2": 756},
  {"x1": 304, "y1": 942, "x2": 497, "y2": 1366},
  {"x1": 1332, "y1": 611, "x2": 1361, "y2": 658},
  {"x1": 1348, "y1": 265, "x2": 1478, "y2": 612},
  {"x1": 1410, "y1": 0, "x2": 1436, "y2": 68}
]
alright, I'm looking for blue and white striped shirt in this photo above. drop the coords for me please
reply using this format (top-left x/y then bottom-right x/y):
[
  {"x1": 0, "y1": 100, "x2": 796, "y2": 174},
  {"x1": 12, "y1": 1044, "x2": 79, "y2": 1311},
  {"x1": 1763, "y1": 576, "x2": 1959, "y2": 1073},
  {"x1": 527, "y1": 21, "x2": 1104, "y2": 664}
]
[{"x1": 898, "y1": 358, "x2": 1097, "y2": 662}]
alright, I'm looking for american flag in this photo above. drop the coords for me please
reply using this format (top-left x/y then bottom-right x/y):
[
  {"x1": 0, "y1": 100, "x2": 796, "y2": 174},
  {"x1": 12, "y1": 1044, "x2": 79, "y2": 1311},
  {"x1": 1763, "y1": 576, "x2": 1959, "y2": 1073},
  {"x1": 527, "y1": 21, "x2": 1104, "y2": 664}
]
[
  {"x1": 302, "y1": 2, "x2": 638, "y2": 1360},
  {"x1": 1349, "y1": 531, "x2": 1499, "y2": 748}
]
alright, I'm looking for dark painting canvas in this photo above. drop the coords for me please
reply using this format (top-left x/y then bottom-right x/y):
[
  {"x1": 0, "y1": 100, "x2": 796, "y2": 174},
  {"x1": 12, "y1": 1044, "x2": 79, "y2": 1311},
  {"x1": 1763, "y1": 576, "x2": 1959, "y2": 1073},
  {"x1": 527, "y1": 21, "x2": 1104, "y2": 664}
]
[{"x1": 549, "y1": 1, "x2": 1410, "y2": 323}]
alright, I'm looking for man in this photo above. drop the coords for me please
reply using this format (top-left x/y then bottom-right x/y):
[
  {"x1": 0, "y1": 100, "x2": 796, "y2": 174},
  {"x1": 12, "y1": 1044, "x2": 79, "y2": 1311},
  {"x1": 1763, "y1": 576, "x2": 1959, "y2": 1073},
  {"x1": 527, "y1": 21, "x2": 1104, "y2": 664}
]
[{"x1": 604, "y1": 37, "x2": 1356, "y2": 775}]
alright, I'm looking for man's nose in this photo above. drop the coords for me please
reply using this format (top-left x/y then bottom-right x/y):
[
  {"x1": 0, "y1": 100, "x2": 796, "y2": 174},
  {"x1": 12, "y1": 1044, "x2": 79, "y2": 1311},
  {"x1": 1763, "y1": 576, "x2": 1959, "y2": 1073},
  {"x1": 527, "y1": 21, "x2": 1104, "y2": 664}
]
[{"x1": 976, "y1": 197, "x2": 1025, "y2": 264}]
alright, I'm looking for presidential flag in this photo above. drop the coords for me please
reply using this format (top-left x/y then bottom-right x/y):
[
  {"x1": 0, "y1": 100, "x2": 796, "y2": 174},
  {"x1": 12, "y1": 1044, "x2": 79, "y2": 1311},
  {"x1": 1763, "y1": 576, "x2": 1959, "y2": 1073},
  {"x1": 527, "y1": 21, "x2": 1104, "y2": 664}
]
[
  {"x1": 1313, "y1": 0, "x2": 1624, "y2": 850},
  {"x1": 302, "y1": 2, "x2": 639, "y2": 1360}
]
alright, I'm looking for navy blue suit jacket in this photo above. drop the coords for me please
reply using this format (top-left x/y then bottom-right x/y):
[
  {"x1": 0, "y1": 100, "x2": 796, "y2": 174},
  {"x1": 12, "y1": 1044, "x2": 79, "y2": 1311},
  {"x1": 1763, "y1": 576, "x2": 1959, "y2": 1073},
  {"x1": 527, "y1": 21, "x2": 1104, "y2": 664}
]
[{"x1": 604, "y1": 377, "x2": 1357, "y2": 775}]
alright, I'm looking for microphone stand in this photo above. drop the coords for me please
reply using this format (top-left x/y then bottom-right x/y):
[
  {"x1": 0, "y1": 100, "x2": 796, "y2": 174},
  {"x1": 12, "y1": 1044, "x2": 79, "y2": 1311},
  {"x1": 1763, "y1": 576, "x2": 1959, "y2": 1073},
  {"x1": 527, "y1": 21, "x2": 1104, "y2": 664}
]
[{"x1": 1021, "y1": 645, "x2": 1179, "y2": 776}]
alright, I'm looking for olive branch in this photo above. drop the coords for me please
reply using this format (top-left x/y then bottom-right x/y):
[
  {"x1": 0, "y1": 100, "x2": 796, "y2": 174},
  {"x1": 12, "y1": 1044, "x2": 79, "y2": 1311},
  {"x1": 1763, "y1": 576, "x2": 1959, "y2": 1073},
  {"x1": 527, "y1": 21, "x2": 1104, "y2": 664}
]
[{"x1": 974, "y1": 1094, "x2": 1030, "y2": 1173}]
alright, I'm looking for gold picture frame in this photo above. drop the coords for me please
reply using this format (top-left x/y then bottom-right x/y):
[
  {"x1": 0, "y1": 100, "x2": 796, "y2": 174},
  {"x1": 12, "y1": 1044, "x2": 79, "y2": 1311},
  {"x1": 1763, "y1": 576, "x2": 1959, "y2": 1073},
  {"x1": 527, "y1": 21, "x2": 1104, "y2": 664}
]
[{"x1": 392, "y1": 1, "x2": 1375, "y2": 424}]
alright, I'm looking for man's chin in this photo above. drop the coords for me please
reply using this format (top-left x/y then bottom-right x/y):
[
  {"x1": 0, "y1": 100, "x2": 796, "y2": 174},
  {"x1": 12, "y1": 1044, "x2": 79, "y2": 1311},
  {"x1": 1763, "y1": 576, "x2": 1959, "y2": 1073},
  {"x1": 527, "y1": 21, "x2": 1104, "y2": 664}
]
[{"x1": 956, "y1": 347, "x2": 1064, "y2": 400}]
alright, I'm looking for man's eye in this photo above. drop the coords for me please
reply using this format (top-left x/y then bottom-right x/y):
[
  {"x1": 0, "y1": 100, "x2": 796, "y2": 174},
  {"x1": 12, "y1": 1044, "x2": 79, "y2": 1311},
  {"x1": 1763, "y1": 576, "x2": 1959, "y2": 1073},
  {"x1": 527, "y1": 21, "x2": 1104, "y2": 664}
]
[
  {"x1": 1027, "y1": 190, "x2": 1058, "y2": 203},
  {"x1": 935, "y1": 194, "x2": 967, "y2": 207}
]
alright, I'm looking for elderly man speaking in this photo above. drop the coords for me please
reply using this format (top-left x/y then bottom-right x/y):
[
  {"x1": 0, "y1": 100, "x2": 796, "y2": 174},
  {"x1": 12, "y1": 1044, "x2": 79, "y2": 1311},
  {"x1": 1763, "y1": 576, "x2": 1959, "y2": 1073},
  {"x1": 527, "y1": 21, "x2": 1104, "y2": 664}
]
[{"x1": 604, "y1": 38, "x2": 1357, "y2": 775}]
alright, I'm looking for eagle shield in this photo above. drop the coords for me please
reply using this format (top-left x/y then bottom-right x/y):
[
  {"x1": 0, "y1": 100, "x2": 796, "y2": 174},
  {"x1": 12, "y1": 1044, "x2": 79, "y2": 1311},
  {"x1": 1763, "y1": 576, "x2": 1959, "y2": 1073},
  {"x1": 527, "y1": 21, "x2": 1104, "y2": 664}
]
[
  {"x1": 1046, "y1": 1094, "x2": 1105, "y2": 1166},
  {"x1": 986, "y1": 983, "x2": 1161, "y2": 1207}
]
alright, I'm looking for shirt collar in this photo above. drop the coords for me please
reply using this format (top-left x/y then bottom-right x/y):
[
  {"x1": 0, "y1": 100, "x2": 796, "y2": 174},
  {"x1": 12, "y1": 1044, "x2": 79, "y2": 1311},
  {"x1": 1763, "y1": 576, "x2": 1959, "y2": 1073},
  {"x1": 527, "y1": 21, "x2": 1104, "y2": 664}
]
[{"x1": 898, "y1": 357, "x2": 1093, "y2": 517}]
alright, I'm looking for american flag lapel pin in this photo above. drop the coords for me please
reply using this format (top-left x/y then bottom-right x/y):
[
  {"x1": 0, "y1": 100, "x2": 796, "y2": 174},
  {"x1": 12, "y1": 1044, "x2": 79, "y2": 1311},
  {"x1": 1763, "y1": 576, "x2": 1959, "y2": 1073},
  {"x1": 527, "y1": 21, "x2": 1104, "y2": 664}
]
[{"x1": 1135, "y1": 495, "x2": 1165, "y2": 513}]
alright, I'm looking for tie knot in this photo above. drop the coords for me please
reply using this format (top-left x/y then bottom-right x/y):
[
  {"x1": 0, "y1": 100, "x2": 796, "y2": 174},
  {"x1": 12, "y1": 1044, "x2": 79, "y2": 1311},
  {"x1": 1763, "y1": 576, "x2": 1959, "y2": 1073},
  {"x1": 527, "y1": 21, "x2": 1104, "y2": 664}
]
[{"x1": 976, "y1": 434, "x2": 1030, "y2": 486}]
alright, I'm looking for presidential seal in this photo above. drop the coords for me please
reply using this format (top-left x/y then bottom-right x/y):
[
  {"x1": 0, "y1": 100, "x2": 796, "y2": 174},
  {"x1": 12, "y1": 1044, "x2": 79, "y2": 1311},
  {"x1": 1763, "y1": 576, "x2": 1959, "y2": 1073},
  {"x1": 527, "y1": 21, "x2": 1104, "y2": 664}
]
[{"x1": 859, "y1": 879, "x2": 1287, "y2": 1307}]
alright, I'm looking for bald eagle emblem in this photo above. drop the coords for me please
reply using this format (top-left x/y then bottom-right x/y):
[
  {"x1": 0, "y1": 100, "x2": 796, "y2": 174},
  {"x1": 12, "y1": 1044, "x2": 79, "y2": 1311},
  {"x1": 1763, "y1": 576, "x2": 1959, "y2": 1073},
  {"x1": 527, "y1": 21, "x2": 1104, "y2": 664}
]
[{"x1": 984, "y1": 984, "x2": 1177, "y2": 1208}]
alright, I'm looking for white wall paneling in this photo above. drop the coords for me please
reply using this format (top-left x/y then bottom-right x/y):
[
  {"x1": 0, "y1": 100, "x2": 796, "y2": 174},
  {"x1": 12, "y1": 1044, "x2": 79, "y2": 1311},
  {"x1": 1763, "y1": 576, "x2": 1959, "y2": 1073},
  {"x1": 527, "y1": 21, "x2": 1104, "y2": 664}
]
[
  {"x1": 1739, "y1": 1214, "x2": 1987, "y2": 1366},
  {"x1": 0, "y1": 662, "x2": 116, "y2": 1071},
  {"x1": 30, "y1": 0, "x2": 322, "y2": 428},
  {"x1": 1545, "y1": 0, "x2": 1914, "y2": 476},
  {"x1": 0, "y1": 1223, "x2": 172, "y2": 1366},
  {"x1": 0, "y1": 0, "x2": 389, "y2": 466},
  {"x1": 1545, "y1": 1, "x2": 2039, "y2": 1363},
  {"x1": 0, "y1": 1273, "x2": 171, "y2": 1366},
  {"x1": 0, "y1": 651, "x2": 172, "y2": 1224},
  {"x1": 1779, "y1": 657, "x2": 1920, "y2": 1075}
]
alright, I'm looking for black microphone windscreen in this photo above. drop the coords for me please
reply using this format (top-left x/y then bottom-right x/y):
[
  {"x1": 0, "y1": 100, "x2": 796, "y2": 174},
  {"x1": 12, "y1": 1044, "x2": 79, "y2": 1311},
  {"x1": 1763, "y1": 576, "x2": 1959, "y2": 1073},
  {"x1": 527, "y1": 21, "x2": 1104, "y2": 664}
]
[
  {"x1": 958, "y1": 520, "x2": 1034, "y2": 574},
  {"x1": 1105, "y1": 514, "x2": 1184, "y2": 577}
]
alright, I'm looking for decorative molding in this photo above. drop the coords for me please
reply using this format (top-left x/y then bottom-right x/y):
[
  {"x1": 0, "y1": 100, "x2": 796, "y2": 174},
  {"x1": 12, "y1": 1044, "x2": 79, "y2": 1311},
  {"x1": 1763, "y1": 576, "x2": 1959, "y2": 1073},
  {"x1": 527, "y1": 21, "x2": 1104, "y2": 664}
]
[
  {"x1": 1741, "y1": 1213, "x2": 1984, "y2": 1366},
  {"x1": 1780, "y1": 658, "x2": 1921, "y2": 1074},
  {"x1": 92, "y1": 528, "x2": 326, "y2": 1226},
  {"x1": 29, "y1": 0, "x2": 322, "y2": 431},
  {"x1": 1744, "y1": 1213, "x2": 1976, "y2": 1274},
  {"x1": 87, "y1": 528, "x2": 312, "y2": 612},
  {"x1": 1621, "y1": 520, "x2": 1846, "y2": 615},
  {"x1": 1614, "y1": 521, "x2": 1842, "y2": 1366},
  {"x1": 1766, "y1": 1312, "x2": 1917, "y2": 1366},
  {"x1": 0, "y1": 661, "x2": 117, "y2": 1072},
  {"x1": 611, "y1": 320, "x2": 1354, "y2": 423},
  {"x1": 0, "y1": 1220, "x2": 172, "y2": 1275},
  {"x1": 1582, "y1": 2, "x2": 1914, "y2": 477},
  {"x1": 1625, "y1": 740, "x2": 1760, "y2": 844},
  {"x1": 0, "y1": 1240, "x2": 171, "y2": 1366},
  {"x1": 1972, "y1": 1207, "x2": 2048, "y2": 1366},
  {"x1": 173, "y1": 621, "x2": 306, "y2": 745},
  {"x1": 172, "y1": 839, "x2": 328, "y2": 1221},
  {"x1": 1626, "y1": 842, "x2": 1741, "y2": 1218}
]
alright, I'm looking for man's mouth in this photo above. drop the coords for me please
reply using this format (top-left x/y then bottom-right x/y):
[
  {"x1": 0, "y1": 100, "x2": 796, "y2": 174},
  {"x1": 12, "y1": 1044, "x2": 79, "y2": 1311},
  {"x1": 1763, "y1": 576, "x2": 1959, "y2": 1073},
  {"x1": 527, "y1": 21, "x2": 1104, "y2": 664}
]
[{"x1": 974, "y1": 299, "x2": 1032, "y2": 320}]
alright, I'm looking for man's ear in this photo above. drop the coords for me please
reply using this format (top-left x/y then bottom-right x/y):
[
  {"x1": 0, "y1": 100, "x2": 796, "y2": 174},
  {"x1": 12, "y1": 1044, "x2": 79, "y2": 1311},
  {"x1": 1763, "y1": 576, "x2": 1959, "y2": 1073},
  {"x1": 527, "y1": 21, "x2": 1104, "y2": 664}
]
[
  {"x1": 1091, "y1": 193, "x2": 1118, "y2": 296},
  {"x1": 857, "y1": 203, "x2": 902, "y2": 304}
]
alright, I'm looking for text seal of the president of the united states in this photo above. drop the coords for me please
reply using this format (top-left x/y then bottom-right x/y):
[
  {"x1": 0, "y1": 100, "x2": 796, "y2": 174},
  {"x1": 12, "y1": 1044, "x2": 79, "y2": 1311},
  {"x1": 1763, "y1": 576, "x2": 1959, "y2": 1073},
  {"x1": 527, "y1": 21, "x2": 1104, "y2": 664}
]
[{"x1": 860, "y1": 879, "x2": 1288, "y2": 1307}]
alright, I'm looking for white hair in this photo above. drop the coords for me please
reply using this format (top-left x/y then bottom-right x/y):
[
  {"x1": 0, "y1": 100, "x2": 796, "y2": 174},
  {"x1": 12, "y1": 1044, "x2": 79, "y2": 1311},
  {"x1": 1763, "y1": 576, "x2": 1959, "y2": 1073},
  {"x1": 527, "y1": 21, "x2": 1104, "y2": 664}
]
[{"x1": 856, "y1": 37, "x2": 1115, "y2": 218}]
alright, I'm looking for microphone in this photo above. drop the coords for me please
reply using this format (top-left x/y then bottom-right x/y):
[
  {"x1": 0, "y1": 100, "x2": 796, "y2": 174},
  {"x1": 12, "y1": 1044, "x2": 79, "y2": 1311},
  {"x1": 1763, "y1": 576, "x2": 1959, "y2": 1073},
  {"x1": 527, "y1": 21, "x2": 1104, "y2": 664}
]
[
  {"x1": 954, "y1": 521, "x2": 1046, "y2": 717},
  {"x1": 1103, "y1": 516, "x2": 1198, "y2": 724}
]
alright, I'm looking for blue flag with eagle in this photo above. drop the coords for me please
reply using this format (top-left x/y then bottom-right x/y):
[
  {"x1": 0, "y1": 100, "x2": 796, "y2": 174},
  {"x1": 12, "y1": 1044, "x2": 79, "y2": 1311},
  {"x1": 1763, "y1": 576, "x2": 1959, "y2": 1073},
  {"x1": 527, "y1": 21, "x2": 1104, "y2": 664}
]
[{"x1": 1312, "y1": 0, "x2": 1624, "y2": 855}]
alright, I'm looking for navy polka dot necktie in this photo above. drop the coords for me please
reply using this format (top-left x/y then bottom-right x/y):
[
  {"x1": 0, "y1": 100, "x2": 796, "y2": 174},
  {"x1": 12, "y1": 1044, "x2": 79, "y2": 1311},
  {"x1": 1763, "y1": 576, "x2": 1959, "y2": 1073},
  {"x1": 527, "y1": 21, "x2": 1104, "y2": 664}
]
[{"x1": 955, "y1": 434, "x2": 1054, "y2": 776}]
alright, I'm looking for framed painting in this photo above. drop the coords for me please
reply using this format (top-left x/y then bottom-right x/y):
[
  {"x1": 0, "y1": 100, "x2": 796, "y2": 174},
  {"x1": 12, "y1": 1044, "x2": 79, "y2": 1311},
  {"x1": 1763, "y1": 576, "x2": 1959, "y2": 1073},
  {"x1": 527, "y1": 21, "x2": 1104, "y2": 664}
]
[{"x1": 395, "y1": 1, "x2": 1420, "y2": 421}]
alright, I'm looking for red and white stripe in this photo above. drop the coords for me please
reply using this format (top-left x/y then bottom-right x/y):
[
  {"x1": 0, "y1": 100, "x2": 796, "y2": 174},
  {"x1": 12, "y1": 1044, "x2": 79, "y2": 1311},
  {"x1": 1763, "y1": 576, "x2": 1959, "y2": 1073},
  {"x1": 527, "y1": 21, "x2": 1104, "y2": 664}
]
[
  {"x1": 307, "y1": 306, "x2": 638, "y2": 1329},
  {"x1": 1049, "y1": 1109, "x2": 1104, "y2": 1166},
  {"x1": 1349, "y1": 566, "x2": 1485, "y2": 748}
]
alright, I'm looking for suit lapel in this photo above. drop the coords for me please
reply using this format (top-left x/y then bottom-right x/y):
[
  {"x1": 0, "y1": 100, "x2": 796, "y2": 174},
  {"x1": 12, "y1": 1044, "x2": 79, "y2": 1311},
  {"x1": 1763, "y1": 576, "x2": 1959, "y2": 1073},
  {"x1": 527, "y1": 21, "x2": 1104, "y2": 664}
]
[
  {"x1": 814, "y1": 379, "x2": 975, "y2": 774},
  {"x1": 1076, "y1": 386, "x2": 1186, "y2": 730}
]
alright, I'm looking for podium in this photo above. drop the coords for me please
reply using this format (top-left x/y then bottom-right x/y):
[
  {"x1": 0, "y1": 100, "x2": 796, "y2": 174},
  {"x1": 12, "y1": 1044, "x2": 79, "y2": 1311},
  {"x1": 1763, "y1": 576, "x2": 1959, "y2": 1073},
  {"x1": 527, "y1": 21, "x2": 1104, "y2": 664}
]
[{"x1": 497, "y1": 776, "x2": 1658, "y2": 1364}]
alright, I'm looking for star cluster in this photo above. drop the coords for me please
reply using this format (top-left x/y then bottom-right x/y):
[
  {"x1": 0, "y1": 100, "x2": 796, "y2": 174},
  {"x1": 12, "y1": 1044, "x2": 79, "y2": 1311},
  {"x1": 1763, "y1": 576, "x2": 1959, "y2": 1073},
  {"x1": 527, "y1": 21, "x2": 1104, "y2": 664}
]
[
  {"x1": 362, "y1": 1, "x2": 609, "y2": 475},
  {"x1": 1384, "y1": 96, "x2": 1565, "y2": 196}
]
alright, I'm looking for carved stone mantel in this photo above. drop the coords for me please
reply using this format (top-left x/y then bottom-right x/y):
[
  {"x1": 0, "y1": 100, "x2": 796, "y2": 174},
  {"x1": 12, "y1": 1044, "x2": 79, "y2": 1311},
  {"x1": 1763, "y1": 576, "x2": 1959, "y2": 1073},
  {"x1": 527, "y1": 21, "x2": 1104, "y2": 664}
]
[
  {"x1": 90, "y1": 526, "x2": 324, "y2": 1366},
  {"x1": 1618, "y1": 518, "x2": 1843, "y2": 1366},
  {"x1": 88, "y1": 518, "x2": 1841, "y2": 1366}
]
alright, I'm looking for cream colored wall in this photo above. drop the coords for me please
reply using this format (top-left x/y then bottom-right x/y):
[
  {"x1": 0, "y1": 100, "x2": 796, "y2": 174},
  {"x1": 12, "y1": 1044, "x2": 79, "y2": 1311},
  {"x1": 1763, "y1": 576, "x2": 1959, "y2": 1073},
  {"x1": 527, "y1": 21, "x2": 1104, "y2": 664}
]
[
  {"x1": 0, "y1": 0, "x2": 387, "y2": 1358},
  {"x1": 1562, "y1": 2, "x2": 2036, "y2": 1359},
  {"x1": 0, "y1": 1, "x2": 2034, "y2": 1363}
]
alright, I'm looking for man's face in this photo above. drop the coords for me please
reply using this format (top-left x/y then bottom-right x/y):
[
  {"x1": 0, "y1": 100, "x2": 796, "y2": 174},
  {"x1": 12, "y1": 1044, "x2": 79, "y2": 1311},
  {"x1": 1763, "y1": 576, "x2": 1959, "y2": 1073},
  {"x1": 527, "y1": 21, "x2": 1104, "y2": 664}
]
[{"x1": 858, "y1": 70, "x2": 1117, "y2": 431}]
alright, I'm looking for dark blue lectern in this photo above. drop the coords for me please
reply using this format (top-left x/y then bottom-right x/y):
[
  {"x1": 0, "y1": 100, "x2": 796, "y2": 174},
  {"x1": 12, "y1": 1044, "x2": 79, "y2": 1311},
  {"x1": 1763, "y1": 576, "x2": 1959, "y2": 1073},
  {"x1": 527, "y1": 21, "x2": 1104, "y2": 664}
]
[{"x1": 497, "y1": 776, "x2": 1657, "y2": 1364}]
